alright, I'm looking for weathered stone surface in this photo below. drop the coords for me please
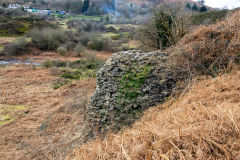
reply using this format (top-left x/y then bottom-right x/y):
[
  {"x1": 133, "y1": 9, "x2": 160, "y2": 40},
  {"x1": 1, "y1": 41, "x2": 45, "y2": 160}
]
[{"x1": 87, "y1": 50, "x2": 176, "y2": 133}]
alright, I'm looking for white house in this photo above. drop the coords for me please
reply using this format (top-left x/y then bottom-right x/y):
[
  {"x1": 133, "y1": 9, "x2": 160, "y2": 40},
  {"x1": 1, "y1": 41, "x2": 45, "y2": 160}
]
[
  {"x1": 36, "y1": 9, "x2": 50, "y2": 15},
  {"x1": 8, "y1": 4, "x2": 21, "y2": 9},
  {"x1": 26, "y1": 8, "x2": 33, "y2": 13},
  {"x1": 22, "y1": 4, "x2": 30, "y2": 10}
]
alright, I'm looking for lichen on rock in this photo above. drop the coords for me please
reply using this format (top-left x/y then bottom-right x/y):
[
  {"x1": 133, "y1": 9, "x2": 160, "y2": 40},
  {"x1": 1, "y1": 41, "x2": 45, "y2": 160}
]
[{"x1": 87, "y1": 50, "x2": 176, "y2": 133}]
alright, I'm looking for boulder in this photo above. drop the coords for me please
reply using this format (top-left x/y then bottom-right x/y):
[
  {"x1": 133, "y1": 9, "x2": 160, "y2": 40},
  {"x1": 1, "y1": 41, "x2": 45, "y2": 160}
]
[{"x1": 87, "y1": 50, "x2": 176, "y2": 133}]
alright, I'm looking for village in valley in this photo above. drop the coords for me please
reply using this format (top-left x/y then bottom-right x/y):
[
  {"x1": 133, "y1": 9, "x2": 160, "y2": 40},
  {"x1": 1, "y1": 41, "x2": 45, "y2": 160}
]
[{"x1": 1, "y1": 3, "x2": 67, "y2": 16}]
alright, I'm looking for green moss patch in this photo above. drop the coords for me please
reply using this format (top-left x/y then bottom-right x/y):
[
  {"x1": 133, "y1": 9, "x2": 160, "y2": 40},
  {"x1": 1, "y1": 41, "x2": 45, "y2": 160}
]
[
  {"x1": 113, "y1": 64, "x2": 152, "y2": 128},
  {"x1": 67, "y1": 15, "x2": 102, "y2": 21},
  {"x1": 118, "y1": 64, "x2": 152, "y2": 100}
]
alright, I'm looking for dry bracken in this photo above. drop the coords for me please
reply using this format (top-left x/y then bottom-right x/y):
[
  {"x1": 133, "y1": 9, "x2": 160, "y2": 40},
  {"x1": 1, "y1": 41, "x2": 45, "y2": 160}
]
[{"x1": 69, "y1": 70, "x2": 240, "y2": 160}]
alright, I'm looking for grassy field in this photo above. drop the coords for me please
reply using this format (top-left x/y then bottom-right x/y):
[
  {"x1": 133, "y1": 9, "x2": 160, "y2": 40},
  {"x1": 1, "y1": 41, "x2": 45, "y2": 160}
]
[
  {"x1": 56, "y1": 14, "x2": 104, "y2": 30},
  {"x1": 0, "y1": 50, "x2": 110, "y2": 159},
  {"x1": 102, "y1": 32, "x2": 120, "y2": 38},
  {"x1": 67, "y1": 14, "x2": 103, "y2": 21},
  {"x1": 105, "y1": 24, "x2": 121, "y2": 30}
]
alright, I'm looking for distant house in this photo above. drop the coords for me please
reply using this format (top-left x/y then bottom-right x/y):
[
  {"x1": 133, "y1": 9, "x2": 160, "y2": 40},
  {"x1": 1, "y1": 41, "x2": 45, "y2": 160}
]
[
  {"x1": 22, "y1": 4, "x2": 30, "y2": 10},
  {"x1": 26, "y1": 9, "x2": 51, "y2": 15},
  {"x1": 8, "y1": 4, "x2": 21, "y2": 9},
  {"x1": 36, "y1": 9, "x2": 51, "y2": 15},
  {"x1": 26, "y1": 9, "x2": 33, "y2": 13},
  {"x1": 6, "y1": 4, "x2": 60, "y2": 16}
]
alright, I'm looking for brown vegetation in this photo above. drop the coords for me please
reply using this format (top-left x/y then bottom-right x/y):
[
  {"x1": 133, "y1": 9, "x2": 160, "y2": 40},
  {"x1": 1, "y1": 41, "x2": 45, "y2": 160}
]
[
  {"x1": 0, "y1": 65, "x2": 96, "y2": 160},
  {"x1": 69, "y1": 69, "x2": 240, "y2": 160},
  {"x1": 170, "y1": 10, "x2": 240, "y2": 79},
  {"x1": 67, "y1": 10, "x2": 240, "y2": 160}
]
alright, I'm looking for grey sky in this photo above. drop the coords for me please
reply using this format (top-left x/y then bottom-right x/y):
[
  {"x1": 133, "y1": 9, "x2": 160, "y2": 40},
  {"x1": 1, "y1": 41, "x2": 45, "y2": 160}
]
[{"x1": 194, "y1": 0, "x2": 240, "y2": 9}]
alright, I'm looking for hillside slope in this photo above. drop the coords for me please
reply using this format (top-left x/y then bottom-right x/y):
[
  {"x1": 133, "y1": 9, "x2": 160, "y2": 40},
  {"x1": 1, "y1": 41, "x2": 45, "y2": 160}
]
[
  {"x1": 69, "y1": 70, "x2": 240, "y2": 160},
  {"x1": 68, "y1": 10, "x2": 240, "y2": 160}
]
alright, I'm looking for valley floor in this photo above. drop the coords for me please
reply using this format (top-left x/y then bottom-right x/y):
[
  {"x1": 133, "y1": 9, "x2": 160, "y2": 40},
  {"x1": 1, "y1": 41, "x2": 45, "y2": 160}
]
[{"x1": 0, "y1": 52, "x2": 111, "y2": 160}]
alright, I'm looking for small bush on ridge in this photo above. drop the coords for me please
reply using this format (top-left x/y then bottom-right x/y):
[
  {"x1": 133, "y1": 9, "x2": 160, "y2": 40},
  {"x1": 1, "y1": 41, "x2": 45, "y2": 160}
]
[
  {"x1": 57, "y1": 47, "x2": 67, "y2": 56},
  {"x1": 87, "y1": 38, "x2": 112, "y2": 51},
  {"x1": 74, "y1": 43, "x2": 85, "y2": 57}
]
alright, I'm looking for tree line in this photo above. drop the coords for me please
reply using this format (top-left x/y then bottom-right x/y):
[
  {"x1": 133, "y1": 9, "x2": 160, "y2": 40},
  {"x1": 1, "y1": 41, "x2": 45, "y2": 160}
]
[
  {"x1": 186, "y1": 0, "x2": 207, "y2": 12},
  {"x1": 49, "y1": 0, "x2": 114, "y2": 15}
]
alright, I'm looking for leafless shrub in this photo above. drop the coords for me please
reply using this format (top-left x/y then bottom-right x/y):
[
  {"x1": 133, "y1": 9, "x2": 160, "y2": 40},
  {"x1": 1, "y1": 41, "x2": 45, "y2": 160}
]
[{"x1": 136, "y1": 2, "x2": 190, "y2": 51}]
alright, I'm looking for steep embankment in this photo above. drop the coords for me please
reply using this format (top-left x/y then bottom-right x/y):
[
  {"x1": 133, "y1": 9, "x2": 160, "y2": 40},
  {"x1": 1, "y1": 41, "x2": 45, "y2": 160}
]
[{"x1": 69, "y1": 70, "x2": 240, "y2": 160}]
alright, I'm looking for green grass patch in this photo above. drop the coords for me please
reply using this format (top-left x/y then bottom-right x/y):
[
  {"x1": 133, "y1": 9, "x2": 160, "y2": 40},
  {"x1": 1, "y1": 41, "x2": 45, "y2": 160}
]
[
  {"x1": 44, "y1": 59, "x2": 104, "y2": 89},
  {"x1": 0, "y1": 104, "x2": 30, "y2": 126},
  {"x1": 105, "y1": 24, "x2": 121, "y2": 30},
  {"x1": 67, "y1": 15, "x2": 102, "y2": 21},
  {"x1": 53, "y1": 79, "x2": 71, "y2": 90},
  {"x1": 102, "y1": 33, "x2": 120, "y2": 40},
  {"x1": 121, "y1": 43, "x2": 138, "y2": 50},
  {"x1": 0, "y1": 114, "x2": 14, "y2": 126},
  {"x1": 3, "y1": 105, "x2": 29, "y2": 111},
  {"x1": 61, "y1": 68, "x2": 96, "y2": 79},
  {"x1": 43, "y1": 59, "x2": 104, "y2": 70},
  {"x1": 53, "y1": 68, "x2": 96, "y2": 89}
]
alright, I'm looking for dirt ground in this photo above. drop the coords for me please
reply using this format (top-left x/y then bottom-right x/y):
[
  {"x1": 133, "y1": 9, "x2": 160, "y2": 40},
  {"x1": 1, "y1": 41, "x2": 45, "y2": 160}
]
[
  {"x1": 0, "y1": 50, "x2": 111, "y2": 160},
  {"x1": 0, "y1": 49, "x2": 112, "y2": 63},
  {"x1": 0, "y1": 37, "x2": 16, "y2": 46}
]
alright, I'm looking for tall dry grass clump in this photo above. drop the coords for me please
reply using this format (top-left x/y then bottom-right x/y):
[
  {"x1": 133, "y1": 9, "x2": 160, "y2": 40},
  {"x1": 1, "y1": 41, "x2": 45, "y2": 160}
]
[
  {"x1": 171, "y1": 10, "x2": 240, "y2": 79},
  {"x1": 68, "y1": 70, "x2": 240, "y2": 160}
]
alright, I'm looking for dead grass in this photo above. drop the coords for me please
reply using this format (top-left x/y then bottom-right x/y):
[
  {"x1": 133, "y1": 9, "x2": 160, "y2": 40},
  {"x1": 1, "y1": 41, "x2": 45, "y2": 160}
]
[
  {"x1": 68, "y1": 70, "x2": 240, "y2": 160},
  {"x1": 66, "y1": 11, "x2": 240, "y2": 160},
  {"x1": 7, "y1": 50, "x2": 111, "y2": 64},
  {"x1": 0, "y1": 65, "x2": 96, "y2": 160},
  {"x1": 170, "y1": 10, "x2": 240, "y2": 79}
]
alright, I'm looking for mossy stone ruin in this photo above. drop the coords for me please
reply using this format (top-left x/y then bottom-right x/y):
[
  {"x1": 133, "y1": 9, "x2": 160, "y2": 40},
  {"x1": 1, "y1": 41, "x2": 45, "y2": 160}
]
[{"x1": 87, "y1": 50, "x2": 176, "y2": 133}]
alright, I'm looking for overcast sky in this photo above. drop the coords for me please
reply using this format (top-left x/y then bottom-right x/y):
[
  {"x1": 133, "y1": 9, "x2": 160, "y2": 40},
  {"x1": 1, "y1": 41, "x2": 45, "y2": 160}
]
[{"x1": 194, "y1": 0, "x2": 240, "y2": 9}]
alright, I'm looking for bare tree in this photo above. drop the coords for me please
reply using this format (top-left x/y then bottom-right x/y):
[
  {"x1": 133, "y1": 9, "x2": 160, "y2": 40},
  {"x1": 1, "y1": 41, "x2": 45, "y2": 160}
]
[
  {"x1": 198, "y1": 0, "x2": 205, "y2": 5},
  {"x1": 136, "y1": 2, "x2": 189, "y2": 51}
]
